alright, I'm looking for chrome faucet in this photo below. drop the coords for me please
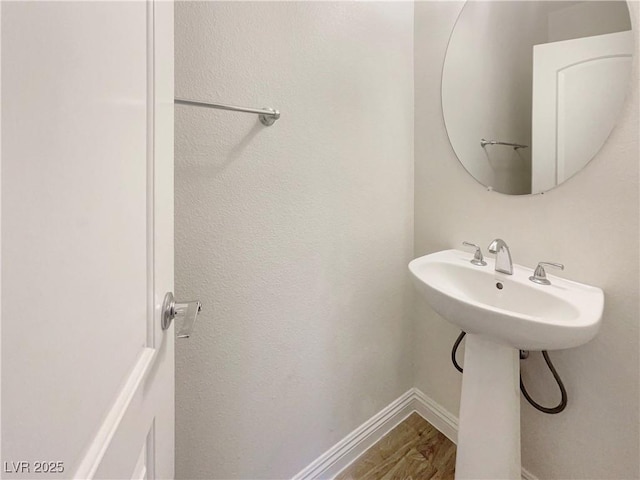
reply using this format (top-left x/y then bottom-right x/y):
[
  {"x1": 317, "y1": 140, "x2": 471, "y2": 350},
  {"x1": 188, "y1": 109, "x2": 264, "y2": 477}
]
[{"x1": 488, "y1": 238, "x2": 513, "y2": 275}]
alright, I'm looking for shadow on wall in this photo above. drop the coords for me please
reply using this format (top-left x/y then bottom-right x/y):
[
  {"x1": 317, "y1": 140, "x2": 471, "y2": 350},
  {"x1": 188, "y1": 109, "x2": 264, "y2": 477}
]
[{"x1": 175, "y1": 108, "x2": 265, "y2": 178}]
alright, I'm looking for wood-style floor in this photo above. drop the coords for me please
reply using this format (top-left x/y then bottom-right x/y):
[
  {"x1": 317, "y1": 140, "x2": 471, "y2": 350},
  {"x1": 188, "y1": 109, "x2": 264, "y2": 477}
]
[{"x1": 335, "y1": 413, "x2": 456, "y2": 480}]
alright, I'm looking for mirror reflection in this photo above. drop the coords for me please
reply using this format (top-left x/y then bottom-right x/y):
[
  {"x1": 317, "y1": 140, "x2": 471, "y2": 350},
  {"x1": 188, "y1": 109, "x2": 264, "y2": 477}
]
[{"x1": 442, "y1": 1, "x2": 633, "y2": 195}]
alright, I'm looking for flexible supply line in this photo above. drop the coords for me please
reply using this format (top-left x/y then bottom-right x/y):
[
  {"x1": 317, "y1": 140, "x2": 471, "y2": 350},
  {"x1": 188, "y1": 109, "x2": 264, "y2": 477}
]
[{"x1": 451, "y1": 331, "x2": 567, "y2": 414}]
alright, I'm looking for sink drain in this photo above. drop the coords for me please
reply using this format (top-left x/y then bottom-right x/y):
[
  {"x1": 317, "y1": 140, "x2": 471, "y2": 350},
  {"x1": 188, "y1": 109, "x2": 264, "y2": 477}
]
[{"x1": 496, "y1": 282, "x2": 504, "y2": 290}]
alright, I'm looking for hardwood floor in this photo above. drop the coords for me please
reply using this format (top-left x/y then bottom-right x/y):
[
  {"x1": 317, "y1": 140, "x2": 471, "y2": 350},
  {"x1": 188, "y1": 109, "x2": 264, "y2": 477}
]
[{"x1": 335, "y1": 413, "x2": 456, "y2": 480}]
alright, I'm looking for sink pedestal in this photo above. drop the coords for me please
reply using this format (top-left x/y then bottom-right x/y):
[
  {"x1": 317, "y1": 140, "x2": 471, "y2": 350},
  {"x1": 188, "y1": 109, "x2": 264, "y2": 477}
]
[{"x1": 455, "y1": 334, "x2": 521, "y2": 480}]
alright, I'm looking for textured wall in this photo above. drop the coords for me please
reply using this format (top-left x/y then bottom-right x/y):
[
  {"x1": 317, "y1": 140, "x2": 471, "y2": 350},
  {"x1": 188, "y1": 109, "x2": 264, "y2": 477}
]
[
  {"x1": 175, "y1": 2, "x2": 414, "y2": 478},
  {"x1": 415, "y1": 2, "x2": 639, "y2": 478}
]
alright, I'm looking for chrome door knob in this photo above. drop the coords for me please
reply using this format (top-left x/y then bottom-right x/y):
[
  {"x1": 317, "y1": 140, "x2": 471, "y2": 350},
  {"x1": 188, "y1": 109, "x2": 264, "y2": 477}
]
[{"x1": 161, "y1": 292, "x2": 202, "y2": 338}]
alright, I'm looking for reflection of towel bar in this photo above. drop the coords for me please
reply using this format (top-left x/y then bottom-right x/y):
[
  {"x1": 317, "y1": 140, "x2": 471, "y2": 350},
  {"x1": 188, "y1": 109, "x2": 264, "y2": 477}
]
[{"x1": 480, "y1": 138, "x2": 528, "y2": 150}]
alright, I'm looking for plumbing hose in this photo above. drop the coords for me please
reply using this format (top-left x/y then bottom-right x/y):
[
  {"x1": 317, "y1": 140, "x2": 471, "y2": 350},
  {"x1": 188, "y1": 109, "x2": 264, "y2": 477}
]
[
  {"x1": 451, "y1": 331, "x2": 567, "y2": 414},
  {"x1": 451, "y1": 332, "x2": 465, "y2": 373}
]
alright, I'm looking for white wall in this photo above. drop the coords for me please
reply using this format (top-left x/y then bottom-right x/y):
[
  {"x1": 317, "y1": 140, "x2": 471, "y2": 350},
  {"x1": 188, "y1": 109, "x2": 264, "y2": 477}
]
[
  {"x1": 548, "y1": 1, "x2": 631, "y2": 42},
  {"x1": 174, "y1": 2, "x2": 414, "y2": 478},
  {"x1": 415, "y1": 2, "x2": 639, "y2": 478}
]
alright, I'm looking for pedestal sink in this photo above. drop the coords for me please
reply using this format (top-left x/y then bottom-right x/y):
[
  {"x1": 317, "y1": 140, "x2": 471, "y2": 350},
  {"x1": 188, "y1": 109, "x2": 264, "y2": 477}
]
[{"x1": 408, "y1": 249, "x2": 604, "y2": 479}]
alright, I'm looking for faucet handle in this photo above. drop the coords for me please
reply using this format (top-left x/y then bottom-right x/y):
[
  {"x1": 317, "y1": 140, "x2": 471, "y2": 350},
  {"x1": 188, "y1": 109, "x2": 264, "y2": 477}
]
[
  {"x1": 529, "y1": 262, "x2": 564, "y2": 285},
  {"x1": 462, "y1": 242, "x2": 487, "y2": 266}
]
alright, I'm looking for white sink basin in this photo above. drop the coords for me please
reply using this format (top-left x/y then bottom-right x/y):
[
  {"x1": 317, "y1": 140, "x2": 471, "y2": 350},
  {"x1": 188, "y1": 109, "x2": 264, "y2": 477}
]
[
  {"x1": 409, "y1": 249, "x2": 604, "y2": 351},
  {"x1": 409, "y1": 248, "x2": 604, "y2": 479}
]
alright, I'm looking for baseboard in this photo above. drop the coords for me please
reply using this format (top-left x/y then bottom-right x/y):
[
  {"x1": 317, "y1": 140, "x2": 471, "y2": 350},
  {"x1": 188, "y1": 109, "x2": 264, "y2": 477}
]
[
  {"x1": 411, "y1": 388, "x2": 458, "y2": 445},
  {"x1": 291, "y1": 389, "x2": 417, "y2": 480},
  {"x1": 292, "y1": 387, "x2": 540, "y2": 480}
]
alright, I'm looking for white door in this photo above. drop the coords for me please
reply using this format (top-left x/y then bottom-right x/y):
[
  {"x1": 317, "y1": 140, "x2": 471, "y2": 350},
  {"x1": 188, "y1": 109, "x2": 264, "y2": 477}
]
[
  {"x1": 531, "y1": 30, "x2": 633, "y2": 194},
  {"x1": 1, "y1": 1, "x2": 175, "y2": 478}
]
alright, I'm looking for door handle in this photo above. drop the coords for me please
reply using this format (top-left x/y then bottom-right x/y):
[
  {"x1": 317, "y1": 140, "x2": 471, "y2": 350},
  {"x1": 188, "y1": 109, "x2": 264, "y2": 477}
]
[{"x1": 161, "y1": 292, "x2": 202, "y2": 338}]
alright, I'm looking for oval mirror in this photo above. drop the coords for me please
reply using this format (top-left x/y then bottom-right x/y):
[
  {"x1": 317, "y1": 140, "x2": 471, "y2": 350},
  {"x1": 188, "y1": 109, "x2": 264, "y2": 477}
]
[{"x1": 442, "y1": 1, "x2": 633, "y2": 195}]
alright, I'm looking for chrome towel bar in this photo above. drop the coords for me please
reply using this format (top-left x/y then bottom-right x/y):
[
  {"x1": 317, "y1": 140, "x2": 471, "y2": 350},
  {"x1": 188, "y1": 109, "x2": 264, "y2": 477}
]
[
  {"x1": 175, "y1": 98, "x2": 280, "y2": 126},
  {"x1": 480, "y1": 138, "x2": 528, "y2": 150}
]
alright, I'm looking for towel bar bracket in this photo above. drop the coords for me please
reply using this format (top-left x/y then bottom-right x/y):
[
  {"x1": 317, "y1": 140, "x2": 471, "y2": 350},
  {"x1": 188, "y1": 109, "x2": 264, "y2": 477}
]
[{"x1": 259, "y1": 108, "x2": 279, "y2": 126}]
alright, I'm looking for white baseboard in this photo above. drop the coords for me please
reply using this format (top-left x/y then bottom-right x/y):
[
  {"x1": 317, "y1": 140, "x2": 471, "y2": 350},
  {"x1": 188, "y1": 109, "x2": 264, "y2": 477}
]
[
  {"x1": 291, "y1": 389, "x2": 417, "y2": 480},
  {"x1": 292, "y1": 387, "x2": 539, "y2": 480},
  {"x1": 411, "y1": 388, "x2": 458, "y2": 445}
]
